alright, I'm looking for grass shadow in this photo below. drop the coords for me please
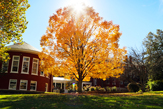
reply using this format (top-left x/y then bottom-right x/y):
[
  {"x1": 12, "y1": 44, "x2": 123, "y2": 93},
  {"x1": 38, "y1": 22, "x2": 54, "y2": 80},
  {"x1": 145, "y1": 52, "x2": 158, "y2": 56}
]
[{"x1": 0, "y1": 93, "x2": 163, "y2": 109}]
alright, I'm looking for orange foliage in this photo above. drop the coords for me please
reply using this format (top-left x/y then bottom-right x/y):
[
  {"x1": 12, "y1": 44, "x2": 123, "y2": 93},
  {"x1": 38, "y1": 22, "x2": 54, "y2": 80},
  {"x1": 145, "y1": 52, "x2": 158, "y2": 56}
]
[{"x1": 39, "y1": 5, "x2": 127, "y2": 82}]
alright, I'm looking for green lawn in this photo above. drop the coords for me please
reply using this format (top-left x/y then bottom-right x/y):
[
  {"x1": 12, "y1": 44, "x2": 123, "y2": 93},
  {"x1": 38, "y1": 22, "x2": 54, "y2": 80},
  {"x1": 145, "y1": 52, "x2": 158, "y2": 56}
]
[{"x1": 0, "y1": 91, "x2": 163, "y2": 109}]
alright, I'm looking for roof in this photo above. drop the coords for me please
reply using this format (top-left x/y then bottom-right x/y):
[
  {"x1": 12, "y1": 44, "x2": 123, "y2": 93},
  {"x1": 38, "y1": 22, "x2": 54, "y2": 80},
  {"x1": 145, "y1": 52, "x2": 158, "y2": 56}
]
[
  {"x1": 53, "y1": 77, "x2": 72, "y2": 82},
  {"x1": 7, "y1": 42, "x2": 41, "y2": 54}
]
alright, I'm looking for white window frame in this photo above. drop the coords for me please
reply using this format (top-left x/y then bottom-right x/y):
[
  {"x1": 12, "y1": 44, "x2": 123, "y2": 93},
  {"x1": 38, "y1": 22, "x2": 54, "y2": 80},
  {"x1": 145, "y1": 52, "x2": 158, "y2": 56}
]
[
  {"x1": 2, "y1": 60, "x2": 9, "y2": 73},
  {"x1": 11, "y1": 55, "x2": 20, "y2": 73},
  {"x1": 8, "y1": 79, "x2": 17, "y2": 90},
  {"x1": 21, "y1": 56, "x2": 30, "y2": 74},
  {"x1": 31, "y1": 58, "x2": 39, "y2": 75},
  {"x1": 30, "y1": 81, "x2": 37, "y2": 91},
  {"x1": 45, "y1": 83, "x2": 48, "y2": 92},
  {"x1": 40, "y1": 71, "x2": 44, "y2": 76},
  {"x1": 19, "y1": 80, "x2": 28, "y2": 90}
]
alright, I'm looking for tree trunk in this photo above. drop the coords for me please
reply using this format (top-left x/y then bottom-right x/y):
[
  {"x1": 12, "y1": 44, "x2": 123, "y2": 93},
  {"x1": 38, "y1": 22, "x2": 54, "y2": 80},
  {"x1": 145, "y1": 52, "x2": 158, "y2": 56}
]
[
  {"x1": 141, "y1": 78, "x2": 146, "y2": 92},
  {"x1": 78, "y1": 78, "x2": 82, "y2": 93},
  {"x1": 141, "y1": 84, "x2": 145, "y2": 92}
]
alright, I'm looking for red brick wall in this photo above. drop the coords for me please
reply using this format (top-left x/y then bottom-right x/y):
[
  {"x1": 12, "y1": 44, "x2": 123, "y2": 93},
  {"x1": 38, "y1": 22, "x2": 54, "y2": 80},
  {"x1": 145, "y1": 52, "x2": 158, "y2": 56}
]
[{"x1": 0, "y1": 51, "x2": 52, "y2": 92}]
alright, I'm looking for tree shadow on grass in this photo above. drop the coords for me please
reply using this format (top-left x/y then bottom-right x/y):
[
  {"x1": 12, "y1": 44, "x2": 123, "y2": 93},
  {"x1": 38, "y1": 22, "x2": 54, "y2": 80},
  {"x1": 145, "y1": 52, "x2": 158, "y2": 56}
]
[{"x1": 0, "y1": 94, "x2": 163, "y2": 109}]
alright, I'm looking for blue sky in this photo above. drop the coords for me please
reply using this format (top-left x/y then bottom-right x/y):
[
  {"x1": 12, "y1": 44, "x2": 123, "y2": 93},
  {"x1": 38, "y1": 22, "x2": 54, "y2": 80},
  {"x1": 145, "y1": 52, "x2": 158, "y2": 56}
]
[{"x1": 22, "y1": 0, "x2": 163, "y2": 52}]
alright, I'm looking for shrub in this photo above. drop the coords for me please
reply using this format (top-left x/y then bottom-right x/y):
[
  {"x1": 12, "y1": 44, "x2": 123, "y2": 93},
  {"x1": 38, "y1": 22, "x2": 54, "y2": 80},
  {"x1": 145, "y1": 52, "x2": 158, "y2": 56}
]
[
  {"x1": 147, "y1": 79, "x2": 163, "y2": 91},
  {"x1": 90, "y1": 86, "x2": 96, "y2": 91},
  {"x1": 68, "y1": 89, "x2": 73, "y2": 93},
  {"x1": 100, "y1": 88, "x2": 106, "y2": 91},
  {"x1": 127, "y1": 83, "x2": 140, "y2": 92},
  {"x1": 60, "y1": 89, "x2": 64, "y2": 93},
  {"x1": 112, "y1": 86, "x2": 117, "y2": 92},
  {"x1": 136, "y1": 89, "x2": 143, "y2": 94},
  {"x1": 106, "y1": 86, "x2": 111, "y2": 92},
  {"x1": 95, "y1": 86, "x2": 101, "y2": 91},
  {"x1": 83, "y1": 85, "x2": 90, "y2": 91}
]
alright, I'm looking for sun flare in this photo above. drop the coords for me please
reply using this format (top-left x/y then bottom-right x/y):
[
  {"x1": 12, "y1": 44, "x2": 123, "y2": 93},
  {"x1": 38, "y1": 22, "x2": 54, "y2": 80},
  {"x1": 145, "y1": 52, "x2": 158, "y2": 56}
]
[
  {"x1": 68, "y1": 0, "x2": 90, "y2": 13},
  {"x1": 73, "y1": 2, "x2": 84, "y2": 13}
]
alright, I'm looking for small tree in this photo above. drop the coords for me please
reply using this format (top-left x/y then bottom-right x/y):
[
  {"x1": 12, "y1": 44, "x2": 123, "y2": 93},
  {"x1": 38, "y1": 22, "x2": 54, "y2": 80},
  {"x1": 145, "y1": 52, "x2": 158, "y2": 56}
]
[{"x1": 39, "y1": 5, "x2": 127, "y2": 92}]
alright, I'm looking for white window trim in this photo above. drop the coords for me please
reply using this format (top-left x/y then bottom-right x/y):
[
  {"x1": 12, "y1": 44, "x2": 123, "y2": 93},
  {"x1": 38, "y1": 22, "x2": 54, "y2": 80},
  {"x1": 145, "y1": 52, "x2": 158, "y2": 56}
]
[
  {"x1": 45, "y1": 83, "x2": 48, "y2": 92},
  {"x1": 2, "y1": 60, "x2": 9, "y2": 73},
  {"x1": 31, "y1": 58, "x2": 39, "y2": 75},
  {"x1": 30, "y1": 81, "x2": 37, "y2": 91},
  {"x1": 19, "y1": 80, "x2": 28, "y2": 90},
  {"x1": 21, "y1": 56, "x2": 30, "y2": 74},
  {"x1": 8, "y1": 79, "x2": 17, "y2": 90},
  {"x1": 11, "y1": 55, "x2": 20, "y2": 73},
  {"x1": 40, "y1": 71, "x2": 44, "y2": 77}
]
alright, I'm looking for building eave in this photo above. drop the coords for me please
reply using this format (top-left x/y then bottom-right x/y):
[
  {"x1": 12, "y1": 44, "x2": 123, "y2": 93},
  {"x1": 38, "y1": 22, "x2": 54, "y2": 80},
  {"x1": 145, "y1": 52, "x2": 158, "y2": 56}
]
[{"x1": 9, "y1": 48, "x2": 40, "y2": 55}]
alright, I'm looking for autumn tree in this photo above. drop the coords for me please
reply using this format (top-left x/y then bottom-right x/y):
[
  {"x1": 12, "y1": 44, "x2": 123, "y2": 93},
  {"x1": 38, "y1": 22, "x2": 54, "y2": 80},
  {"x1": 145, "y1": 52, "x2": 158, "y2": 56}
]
[
  {"x1": 0, "y1": 0, "x2": 30, "y2": 61},
  {"x1": 39, "y1": 5, "x2": 127, "y2": 92}
]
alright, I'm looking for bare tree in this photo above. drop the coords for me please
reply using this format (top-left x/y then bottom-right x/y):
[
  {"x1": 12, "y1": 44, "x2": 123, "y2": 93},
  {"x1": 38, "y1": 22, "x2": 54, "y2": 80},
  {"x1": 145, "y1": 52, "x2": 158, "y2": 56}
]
[{"x1": 121, "y1": 47, "x2": 148, "y2": 91}]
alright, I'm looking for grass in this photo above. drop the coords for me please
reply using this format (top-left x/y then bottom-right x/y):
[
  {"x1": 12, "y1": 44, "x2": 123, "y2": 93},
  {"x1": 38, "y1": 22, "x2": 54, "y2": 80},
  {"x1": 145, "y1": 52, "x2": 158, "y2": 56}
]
[{"x1": 0, "y1": 91, "x2": 163, "y2": 109}]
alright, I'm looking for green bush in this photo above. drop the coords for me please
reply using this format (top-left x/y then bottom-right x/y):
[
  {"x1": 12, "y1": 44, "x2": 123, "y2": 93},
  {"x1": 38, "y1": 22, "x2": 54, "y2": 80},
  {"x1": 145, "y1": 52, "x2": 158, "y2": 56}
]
[
  {"x1": 127, "y1": 83, "x2": 140, "y2": 92},
  {"x1": 136, "y1": 89, "x2": 143, "y2": 94},
  {"x1": 68, "y1": 89, "x2": 73, "y2": 93},
  {"x1": 60, "y1": 89, "x2": 64, "y2": 93},
  {"x1": 112, "y1": 86, "x2": 117, "y2": 92},
  {"x1": 147, "y1": 79, "x2": 163, "y2": 91},
  {"x1": 106, "y1": 86, "x2": 111, "y2": 92},
  {"x1": 83, "y1": 85, "x2": 90, "y2": 91},
  {"x1": 96, "y1": 86, "x2": 101, "y2": 91},
  {"x1": 100, "y1": 88, "x2": 106, "y2": 91},
  {"x1": 90, "y1": 87, "x2": 95, "y2": 91}
]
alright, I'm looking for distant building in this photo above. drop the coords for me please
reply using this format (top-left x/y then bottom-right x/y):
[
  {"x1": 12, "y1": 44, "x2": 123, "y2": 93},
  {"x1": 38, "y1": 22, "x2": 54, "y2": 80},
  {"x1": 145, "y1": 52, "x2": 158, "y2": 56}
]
[{"x1": 90, "y1": 77, "x2": 126, "y2": 89}]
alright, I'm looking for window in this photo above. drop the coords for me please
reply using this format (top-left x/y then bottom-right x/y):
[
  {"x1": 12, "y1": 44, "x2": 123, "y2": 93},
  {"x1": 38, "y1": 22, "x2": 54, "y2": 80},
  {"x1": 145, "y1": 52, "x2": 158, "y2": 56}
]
[
  {"x1": 106, "y1": 78, "x2": 109, "y2": 80},
  {"x1": 9, "y1": 79, "x2": 17, "y2": 90},
  {"x1": 94, "y1": 79, "x2": 97, "y2": 86},
  {"x1": 22, "y1": 57, "x2": 30, "y2": 74},
  {"x1": 124, "y1": 81, "x2": 128, "y2": 86},
  {"x1": 112, "y1": 82, "x2": 116, "y2": 85},
  {"x1": 2, "y1": 60, "x2": 9, "y2": 73},
  {"x1": 45, "y1": 83, "x2": 48, "y2": 92},
  {"x1": 32, "y1": 58, "x2": 39, "y2": 75},
  {"x1": 20, "y1": 80, "x2": 28, "y2": 90},
  {"x1": 120, "y1": 81, "x2": 123, "y2": 85},
  {"x1": 112, "y1": 78, "x2": 116, "y2": 81},
  {"x1": 106, "y1": 81, "x2": 110, "y2": 85},
  {"x1": 11, "y1": 56, "x2": 20, "y2": 73},
  {"x1": 30, "y1": 81, "x2": 37, "y2": 91},
  {"x1": 40, "y1": 71, "x2": 44, "y2": 76}
]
